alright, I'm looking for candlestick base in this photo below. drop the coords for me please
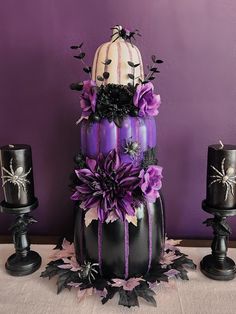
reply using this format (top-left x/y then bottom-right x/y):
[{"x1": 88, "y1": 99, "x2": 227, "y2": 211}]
[
  {"x1": 200, "y1": 200, "x2": 236, "y2": 281},
  {"x1": 6, "y1": 251, "x2": 42, "y2": 276},
  {"x1": 200, "y1": 255, "x2": 236, "y2": 281},
  {"x1": 0, "y1": 199, "x2": 42, "y2": 276}
]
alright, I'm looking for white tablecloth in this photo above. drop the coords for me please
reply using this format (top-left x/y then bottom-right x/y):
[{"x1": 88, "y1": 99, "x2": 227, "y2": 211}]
[{"x1": 0, "y1": 244, "x2": 236, "y2": 314}]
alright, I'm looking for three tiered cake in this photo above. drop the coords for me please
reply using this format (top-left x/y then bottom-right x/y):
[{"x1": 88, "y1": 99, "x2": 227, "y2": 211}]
[
  {"x1": 71, "y1": 25, "x2": 165, "y2": 278},
  {"x1": 41, "y1": 26, "x2": 195, "y2": 308}
]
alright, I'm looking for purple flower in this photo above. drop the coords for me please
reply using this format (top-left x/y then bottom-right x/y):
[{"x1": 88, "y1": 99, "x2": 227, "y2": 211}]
[
  {"x1": 77, "y1": 80, "x2": 97, "y2": 124},
  {"x1": 71, "y1": 149, "x2": 141, "y2": 222},
  {"x1": 139, "y1": 165, "x2": 163, "y2": 202},
  {"x1": 133, "y1": 82, "x2": 161, "y2": 117}
]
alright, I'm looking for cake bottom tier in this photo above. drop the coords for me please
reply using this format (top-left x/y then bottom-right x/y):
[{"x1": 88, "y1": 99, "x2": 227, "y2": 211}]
[{"x1": 74, "y1": 196, "x2": 165, "y2": 279}]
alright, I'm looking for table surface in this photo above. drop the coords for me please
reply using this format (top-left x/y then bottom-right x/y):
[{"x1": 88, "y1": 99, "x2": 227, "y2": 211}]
[{"x1": 0, "y1": 244, "x2": 236, "y2": 314}]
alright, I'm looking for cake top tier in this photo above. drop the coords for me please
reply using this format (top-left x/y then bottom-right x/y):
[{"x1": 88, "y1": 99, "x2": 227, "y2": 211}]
[{"x1": 91, "y1": 25, "x2": 144, "y2": 86}]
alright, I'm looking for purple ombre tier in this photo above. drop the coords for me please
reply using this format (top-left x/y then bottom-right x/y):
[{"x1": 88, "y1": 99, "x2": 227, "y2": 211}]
[{"x1": 80, "y1": 116, "x2": 157, "y2": 163}]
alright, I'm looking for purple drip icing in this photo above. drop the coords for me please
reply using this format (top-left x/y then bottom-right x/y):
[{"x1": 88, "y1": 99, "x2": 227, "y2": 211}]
[
  {"x1": 124, "y1": 220, "x2": 129, "y2": 279},
  {"x1": 98, "y1": 221, "x2": 103, "y2": 275},
  {"x1": 159, "y1": 196, "x2": 165, "y2": 248},
  {"x1": 147, "y1": 203, "x2": 153, "y2": 273},
  {"x1": 79, "y1": 209, "x2": 84, "y2": 263}
]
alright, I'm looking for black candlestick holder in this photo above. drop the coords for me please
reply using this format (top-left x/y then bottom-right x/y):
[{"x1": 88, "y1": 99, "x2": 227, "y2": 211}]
[
  {"x1": 200, "y1": 200, "x2": 236, "y2": 281},
  {"x1": 0, "y1": 198, "x2": 42, "y2": 276}
]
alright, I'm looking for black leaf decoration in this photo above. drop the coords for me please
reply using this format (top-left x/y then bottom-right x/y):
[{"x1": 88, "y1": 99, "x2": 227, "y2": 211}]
[
  {"x1": 118, "y1": 290, "x2": 139, "y2": 308},
  {"x1": 102, "y1": 59, "x2": 112, "y2": 65},
  {"x1": 40, "y1": 260, "x2": 63, "y2": 280},
  {"x1": 79, "y1": 42, "x2": 83, "y2": 48},
  {"x1": 128, "y1": 74, "x2": 134, "y2": 79},
  {"x1": 97, "y1": 75, "x2": 104, "y2": 81},
  {"x1": 149, "y1": 76, "x2": 155, "y2": 81},
  {"x1": 70, "y1": 45, "x2": 78, "y2": 49},
  {"x1": 74, "y1": 52, "x2": 85, "y2": 59},
  {"x1": 70, "y1": 82, "x2": 83, "y2": 91},
  {"x1": 41, "y1": 238, "x2": 196, "y2": 308},
  {"x1": 135, "y1": 284, "x2": 157, "y2": 307},
  {"x1": 142, "y1": 147, "x2": 158, "y2": 169},
  {"x1": 101, "y1": 286, "x2": 119, "y2": 304},
  {"x1": 103, "y1": 72, "x2": 110, "y2": 79},
  {"x1": 155, "y1": 59, "x2": 163, "y2": 64},
  {"x1": 128, "y1": 61, "x2": 135, "y2": 67},
  {"x1": 134, "y1": 63, "x2": 140, "y2": 67},
  {"x1": 83, "y1": 67, "x2": 91, "y2": 74}
]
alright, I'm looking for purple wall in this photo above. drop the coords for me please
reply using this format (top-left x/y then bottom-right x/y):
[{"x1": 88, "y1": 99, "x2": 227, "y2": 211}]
[{"x1": 1, "y1": 0, "x2": 236, "y2": 239}]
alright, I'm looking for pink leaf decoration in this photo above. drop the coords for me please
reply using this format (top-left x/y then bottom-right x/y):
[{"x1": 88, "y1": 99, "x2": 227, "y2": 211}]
[
  {"x1": 111, "y1": 277, "x2": 143, "y2": 291},
  {"x1": 50, "y1": 238, "x2": 75, "y2": 261},
  {"x1": 126, "y1": 213, "x2": 137, "y2": 226},
  {"x1": 85, "y1": 207, "x2": 98, "y2": 227},
  {"x1": 58, "y1": 264, "x2": 73, "y2": 270},
  {"x1": 160, "y1": 251, "x2": 180, "y2": 265},
  {"x1": 68, "y1": 282, "x2": 80, "y2": 288},
  {"x1": 164, "y1": 269, "x2": 180, "y2": 277},
  {"x1": 165, "y1": 237, "x2": 182, "y2": 251},
  {"x1": 105, "y1": 211, "x2": 119, "y2": 223},
  {"x1": 148, "y1": 281, "x2": 160, "y2": 290},
  {"x1": 58, "y1": 256, "x2": 80, "y2": 272}
]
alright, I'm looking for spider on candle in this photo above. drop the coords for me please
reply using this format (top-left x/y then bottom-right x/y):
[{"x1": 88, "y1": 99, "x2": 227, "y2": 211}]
[
  {"x1": 1, "y1": 158, "x2": 31, "y2": 199},
  {"x1": 209, "y1": 158, "x2": 236, "y2": 201}
]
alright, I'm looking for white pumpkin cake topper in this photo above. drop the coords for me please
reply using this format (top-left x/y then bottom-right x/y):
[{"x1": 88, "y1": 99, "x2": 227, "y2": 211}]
[
  {"x1": 1, "y1": 158, "x2": 31, "y2": 199},
  {"x1": 209, "y1": 157, "x2": 236, "y2": 201}
]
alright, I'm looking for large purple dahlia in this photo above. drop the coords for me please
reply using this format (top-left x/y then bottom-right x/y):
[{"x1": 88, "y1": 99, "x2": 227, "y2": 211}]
[{"x1": 71, "y1": 150, "x2": 141, "y2": 222}]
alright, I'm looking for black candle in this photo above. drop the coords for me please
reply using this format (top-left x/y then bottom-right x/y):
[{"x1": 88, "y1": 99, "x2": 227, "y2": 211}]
[
  {"x1": 206, "y1": 142, "x2": 236, "y2": 209},
  {"x1": 0, "y1": 144, "x2": 36, "y2": 207}
]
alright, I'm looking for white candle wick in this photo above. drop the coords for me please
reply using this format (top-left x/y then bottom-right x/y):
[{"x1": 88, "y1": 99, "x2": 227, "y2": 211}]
[{"x1": 219, "y1": 140, "x2": 224, "y2": 149}]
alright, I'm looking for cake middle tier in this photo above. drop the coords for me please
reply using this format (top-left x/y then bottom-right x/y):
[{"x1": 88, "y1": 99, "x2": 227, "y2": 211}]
[{"x1": 80, "y1": 116, "x2": 157, "y2": 163}]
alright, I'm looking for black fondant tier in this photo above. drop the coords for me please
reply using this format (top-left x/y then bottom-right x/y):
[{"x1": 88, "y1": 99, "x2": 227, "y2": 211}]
[{"x1": 74, "y1": 195, "x2": 165, "y2": 278}]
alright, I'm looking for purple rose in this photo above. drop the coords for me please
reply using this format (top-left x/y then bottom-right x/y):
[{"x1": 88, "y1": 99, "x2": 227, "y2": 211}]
[
  {"x1": 82, "y1": 80, "x2": 97, "y2": 111},
  {"x1": 133, "y1": 82, "x2": 161, "y2": 117},
  {"x1": 77, "y1": 80, "x2": 97, "y2": 124},
  {"x1": 139, "y1": 165, "x2": 163, "y2": 202}
]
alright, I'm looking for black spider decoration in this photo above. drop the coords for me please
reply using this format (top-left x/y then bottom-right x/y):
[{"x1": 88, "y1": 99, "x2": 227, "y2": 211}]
[
  {"x1": 111, "y1": 26, "x2": 141, "y2": 44},
  {"x1": 78, "y1": 261, "x2": 99, "y2": 283},
  {"x1": 123, "y1": 138, "x2": 141, "y2": 159}
]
